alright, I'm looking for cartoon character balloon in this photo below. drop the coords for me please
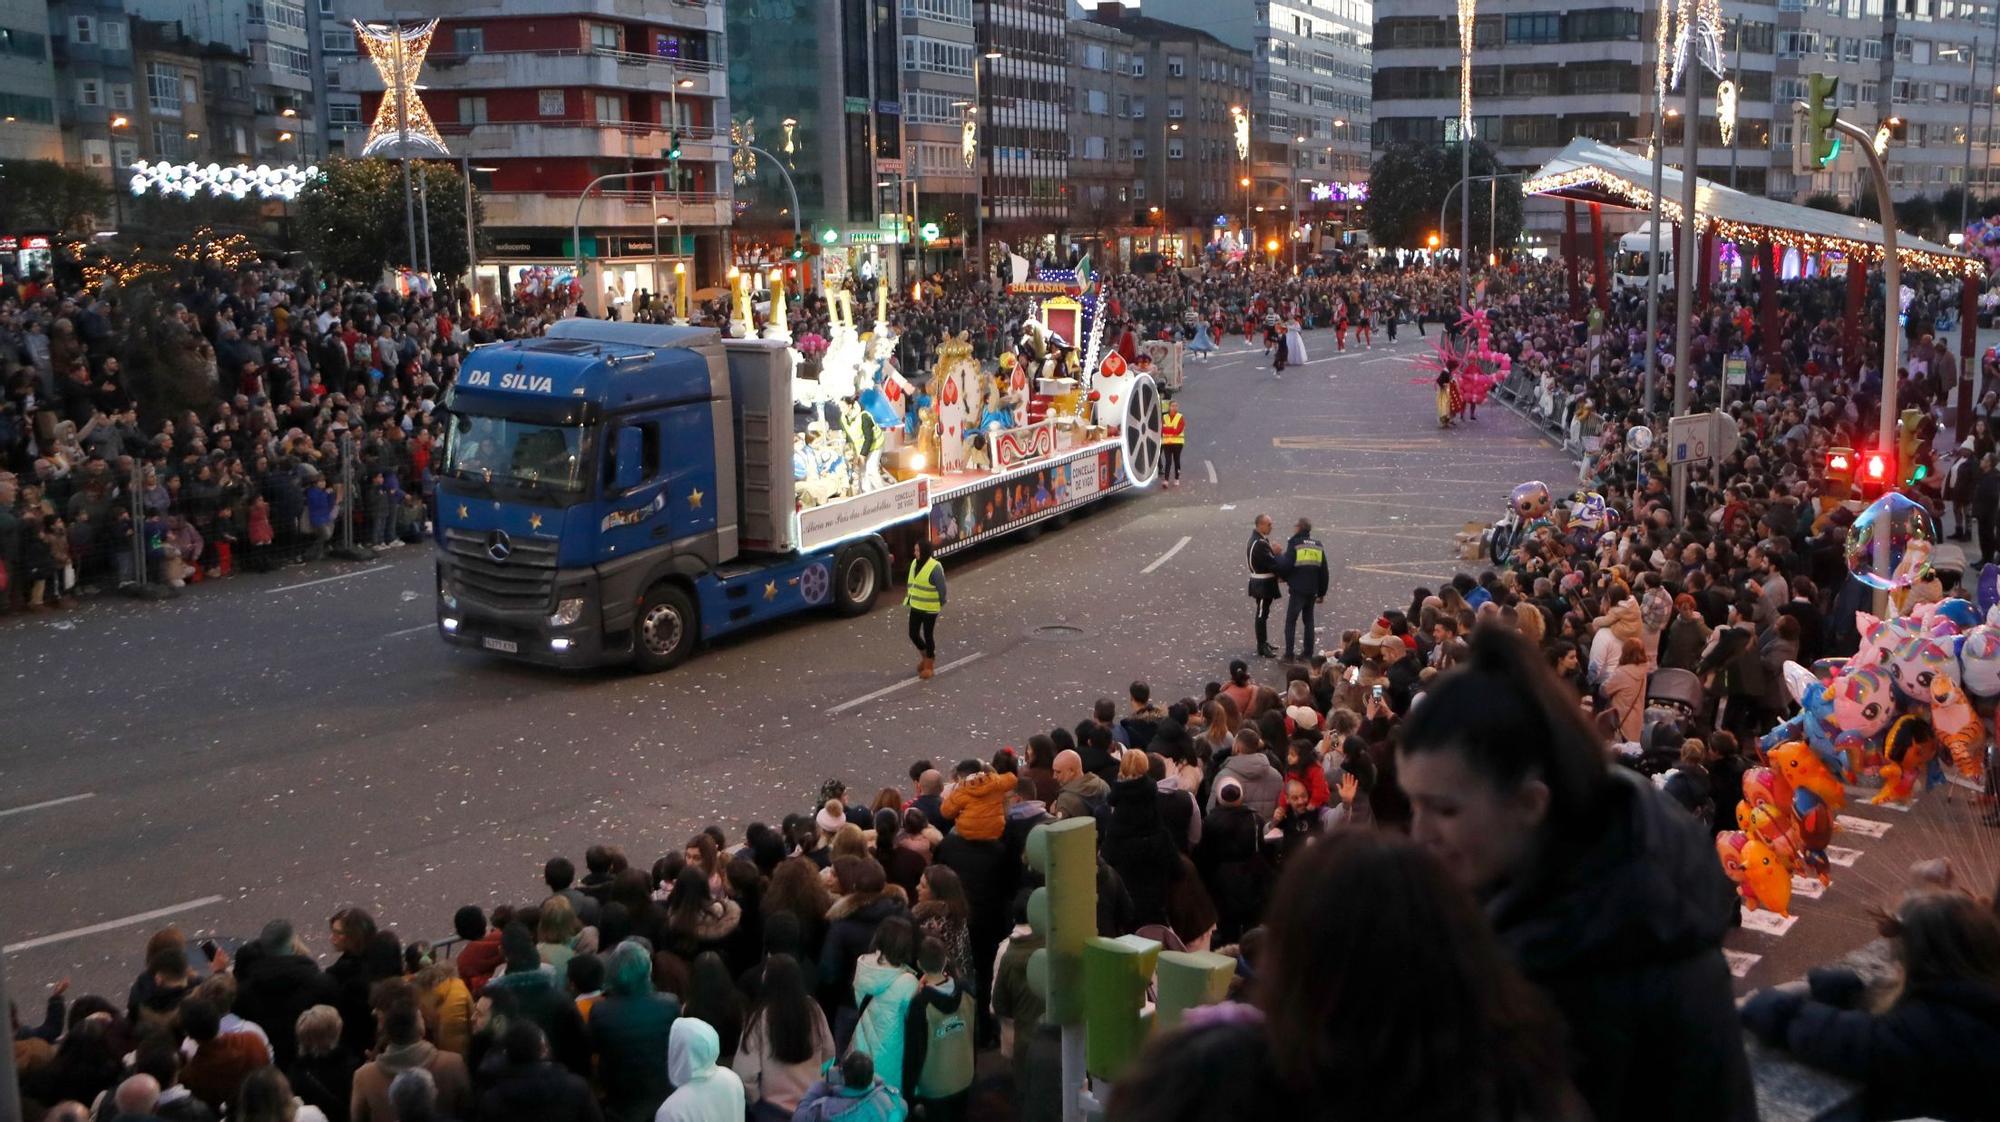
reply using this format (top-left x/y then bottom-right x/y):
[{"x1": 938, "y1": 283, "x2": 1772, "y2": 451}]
[
  {"x1": 1887, "y1": 634, "x2": 1957, "y2": 706},
  {"x1": 1926, "y1": 673, "x2": 1985, "y2": 783},
  {"x1": 1958, "y1": 624, "x2": 2000, "y2": 699},
  {"x1": 1627, "y1": 425, "x2": 1655, "y2": 453},
  {"x1": 1510, "y1": 480, "x2": 1553, "y2": 521},
  {"x1": 1872, "y1": 716, "x2": 1940, "y2": 805},
  {"x1": 1718, "y1": 832, "x2": 1793, "y2": 916}
]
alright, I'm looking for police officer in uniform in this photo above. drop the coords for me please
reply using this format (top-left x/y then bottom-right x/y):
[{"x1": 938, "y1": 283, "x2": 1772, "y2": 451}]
[
  {"x1": 906, "y1": 537, "x2": 946, "y2": 679},
  {"x1": 1247, "y1": 514, "x2": 1282, "y2": 658},
  {"x1": 1279, "y1": 517, "x2": 1330, "y2": 660}
]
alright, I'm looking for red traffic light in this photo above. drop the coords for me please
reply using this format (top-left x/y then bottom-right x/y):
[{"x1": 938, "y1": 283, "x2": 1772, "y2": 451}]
[
  {"x1": 1827, "y1": 452, "x2": 1850, "y2": 473},
  {"x1": 1865, "y1": 452, "x2": 1888, "y2": 481}
]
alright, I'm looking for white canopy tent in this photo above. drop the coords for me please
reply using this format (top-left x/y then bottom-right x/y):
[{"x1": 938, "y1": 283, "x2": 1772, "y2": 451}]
[{"x1": 1520, "y1": 137, "x2": 1984, "y2": 279}]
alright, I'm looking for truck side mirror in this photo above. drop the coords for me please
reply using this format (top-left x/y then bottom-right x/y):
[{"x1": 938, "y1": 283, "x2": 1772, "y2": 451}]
[{"x1": 612, "y1": 426, "x2": 646, "y2": 493}]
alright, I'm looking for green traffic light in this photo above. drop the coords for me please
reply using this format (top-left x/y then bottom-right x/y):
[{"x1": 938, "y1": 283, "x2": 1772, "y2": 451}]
[{"x1": 1805, "y1": 74, "x2": 1841, "y2": 169}]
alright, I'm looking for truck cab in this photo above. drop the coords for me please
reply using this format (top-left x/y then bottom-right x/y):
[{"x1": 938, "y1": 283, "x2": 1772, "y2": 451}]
[{"x1": 434, "y1": 320, "x2": 873, "y2": 669}]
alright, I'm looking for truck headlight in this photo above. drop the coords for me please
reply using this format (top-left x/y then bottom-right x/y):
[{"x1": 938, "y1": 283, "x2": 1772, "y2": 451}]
[
  {"x1": 440, "y1": 580, "x2": 460, "y2": 611},
  {"x1": 548, "y1": 597, "x2": 585, "y2": 627}
]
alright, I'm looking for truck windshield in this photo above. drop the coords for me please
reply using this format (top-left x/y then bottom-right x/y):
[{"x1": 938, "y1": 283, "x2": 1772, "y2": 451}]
[{"x1": 443, "y1": 413, "x2": 589, "y2": 493}]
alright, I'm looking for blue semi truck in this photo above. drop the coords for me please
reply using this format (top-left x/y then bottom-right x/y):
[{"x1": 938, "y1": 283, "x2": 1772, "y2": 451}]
[{"x1": 433, "y1": 319, "x2": 1162, "y2": 670}]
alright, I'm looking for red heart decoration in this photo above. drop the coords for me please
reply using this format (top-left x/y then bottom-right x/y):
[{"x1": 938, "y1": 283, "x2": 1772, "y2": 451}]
[{"x1": 1109, "y1": 394, "x2": 1121, "y2": 404}]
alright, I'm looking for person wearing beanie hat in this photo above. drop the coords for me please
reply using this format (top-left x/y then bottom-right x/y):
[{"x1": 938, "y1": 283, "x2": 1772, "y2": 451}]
[{"x1": 233, "y1": 919, "x2": 338, "y2": 1068}]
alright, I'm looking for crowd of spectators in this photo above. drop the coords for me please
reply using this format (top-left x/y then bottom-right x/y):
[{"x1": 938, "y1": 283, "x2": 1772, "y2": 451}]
[{"x1": 10, "y1": 245, "x2": 2000, "y2": 1121}]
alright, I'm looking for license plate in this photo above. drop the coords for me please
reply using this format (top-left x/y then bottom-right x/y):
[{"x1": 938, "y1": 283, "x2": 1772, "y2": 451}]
[{"x1": 482, "y1": 637, "x2": 519, "y2": 653}]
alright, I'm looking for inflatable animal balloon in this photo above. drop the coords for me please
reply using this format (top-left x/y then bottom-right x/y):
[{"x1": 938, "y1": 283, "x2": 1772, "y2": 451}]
[
  {"x1": 1833, "y1": 666, "x2": 1897, "y2": 743},
  {"x1": 1958, "y1": 625, "x2": 2000, "y2": 700},
  {"x1": 1887, "y1": 635, "x2": 1957, "y2": 705},
  {"x1": 1762, "y1": 663, "x2": 1841, "y2": 770},
  {"x1": 1926, "y1": 673, "x2": 1985, "y2": 782},
  {"x1": 1853, "y1": 613, "x2": 1918, "y2": 672},
  {"x1": 1768, "y1": 741, "x2": 1845, "y2": 811},
  {"x1": 1925, "y1": 598, "x2": 1981, "y2": 634},
  {"x1": 1741, "y1": 766, "x2": 1795, "y2": 817},
  {"x1": 1873, "y1": 716, "x2": 1940, "y2": 805},
  {"x1": 1739, "y1": 835, "x2": 1793, "y2": 915},
  {"x1": 1510, "y1": 480, "x2": 1552, "y2": 521}
]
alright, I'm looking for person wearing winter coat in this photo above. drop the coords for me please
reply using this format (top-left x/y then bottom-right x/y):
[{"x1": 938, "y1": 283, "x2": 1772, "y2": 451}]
[
  {"x1": 1741, "y1": 891, "x2": 2000, "y2": 1122},
  {"x1": 733, "y1": 955, "x2": 835, "y2": 1121},
  {"x1": 1400, "y1": 628, "x2": 1756, "y2": 1122},
  {"x1": 474, "y1": 1022, "x2": 602, "y2": 1122},
  {"x1": 938, "y1": 762, "x2": 1017, "y2": 842},
  {"x1": 899, "y1": 941, "x2": 973, "y2": 1117},
  {"x1": 1599, "y1": 638, "x2": 1649, "y2": 743},
  {"x1": 1194, "y1": 779, "x2": 1270, "y2": 945},
  {"x1": 350, "y1": 1002, "x2": 471, "y2": 1122},
  {"x1": 790, "y1": 1053, "x2": 909, "y2": 1122},
  {"x1": 818, "y1": 860, "x2": 902, "y2": 1019},
  {"x1": 234, "y1": 921, "x2": 341, "y2": 1068},
  {"x1": 1100, "y1": 761, "x2": 1182, "y2": 928},
  {"x1": 1048, "y1": 751, "x2": 1110, "y2": 822},
  {"x1": 590, "y1": 941, "x2": 680, "y2": 1122},
  {"x1": 655, "y1": 1018, "x2": 745, "y2": 1122},
  {"x1": 1204, "y1": 729, "x2": 1284, "y2": 824},
  {"x1": 848, "y1": 918, "x2": 921, "y2": 1093}
]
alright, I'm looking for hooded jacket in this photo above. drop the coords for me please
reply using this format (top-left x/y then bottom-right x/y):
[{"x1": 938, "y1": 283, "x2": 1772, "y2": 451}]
[
  {"x1": 350, "y1": 1039, "x2": 471, "y2": 1122},
  {"x1": 939, "y1": 771, "x2": 1018, "y2": 842},
  {"x1": 1049, "y1": 772, "x2": 1110, "y2": 822},
  {"x1": 1101, "y1": 777, "x2": 1182, "y2": 927},
  {"x1": 849, "y1": 955, "x2": 920, "y2": 1092},
  {"x1": 1205, "y1": 753, "x2": 1284, "y2": 823},
  {"x1": 1489, "y1": 768, "x2": 1755, "y2": 1122},
  {"x1": 654, "y1": 1018, "x2": 744, "y2": 1122},
  {"x1": 791, "y1": 1075, "x2": 909, "y2": 1122},
  {"x1": 590, "y1": 990, "x2": 680, "y2": 1122},
  {"x1": 819, "y1": 895, "x2": 901, "y2": 1009}
]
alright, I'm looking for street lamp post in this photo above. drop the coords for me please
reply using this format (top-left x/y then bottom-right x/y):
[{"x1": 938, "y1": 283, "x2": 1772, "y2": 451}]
[{"x1": 974, "y1": 50, "x2": 1002, "y2": 277}]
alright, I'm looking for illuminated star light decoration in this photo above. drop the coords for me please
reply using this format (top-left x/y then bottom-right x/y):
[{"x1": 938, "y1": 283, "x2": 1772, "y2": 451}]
[
  {"x1": 730, "y1": 117, "x2": 757, "y2": 186},
  {"x1": 1716, "y1": 79, "x2": 1738, "y2": 147},
  {"x1": 355, "y1": 19, "x2": 449, "y2": 158},
  {"x1": 129, "y1": 160, "x2": 318, "y2": 201},
  {"x1": 961, "y1": 113, "x2": 977, "y2": 169},
  {"x1": 1457, "y1": 0, "x2": 1477, "y2": 140}
]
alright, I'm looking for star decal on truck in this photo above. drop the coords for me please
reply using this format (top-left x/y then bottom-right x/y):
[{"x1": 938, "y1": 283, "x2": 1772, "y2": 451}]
[
  {"x1": 529, "y1": 513, "x2": 543, "y2": 531},
  {"x1": 763, "y1": 580, "x2": 778, "y2": 601},
  {"x1": 688, "y1": 486, "x2": 705, "y2": 509}
]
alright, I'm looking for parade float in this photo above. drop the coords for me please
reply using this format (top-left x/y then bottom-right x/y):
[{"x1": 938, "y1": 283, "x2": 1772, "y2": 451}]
[{"x1": 775, "y1": 259, "x2": 1163, "y2": 558}]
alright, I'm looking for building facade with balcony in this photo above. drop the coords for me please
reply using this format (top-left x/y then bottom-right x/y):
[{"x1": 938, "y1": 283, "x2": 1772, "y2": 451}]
[
  {"x1": 900, "y1": 0, "x2": 978, "y2": 259},
  {"x1": 125, "y1": 0, "x2": 319, "y2": 164},
  {"x1": 129, "y1": 18, "x2": 213, "y2": 165},
  {"x1": 343, "y1": 0, "x2": 731, "y2": 310},
  {"x1": 1065, "y1": 11, "x2": 1141, "y2": 257},
  {"x1": 47, "y1": 0, "x2": 135, "y2": 174},
  {"x1": 976, "y1": 0, "x2": 1067, "y2": 236},
  {"x1": 1138, "y1": 0, "x2": 1372, "y2": 225}
]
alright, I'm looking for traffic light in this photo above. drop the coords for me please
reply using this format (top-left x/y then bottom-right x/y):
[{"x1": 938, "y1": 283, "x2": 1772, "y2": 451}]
[
  {"x1": 817, "y1": 225, "x2": 840, "y2": 247},
  {"x1": 666, "y1": 131, "x2": 682, "y2": 161},
  {"x1": 1898, "y1": 407, "x2": 1923, "y2": 484},
  {"x1": 1083, "y1": 935, "x2": 1158, "y2": 1082},
  {"x1": 1825, "y1": 446, "x2": 1856, "y2": 493},
  {"x1": 1863, "y1": 448, "x2": 1892, "y2": 487},
  {"x1": 1025, "y1": 817, "x2": 1096, "y2": 1026},
  {"x1": 919, "y1": 221, "x2": 940, "y2": 244},
  {"x1": 789, "y1": 233, "x2": 804, "y2": 260},
  {"x1": 1804, "y1": 73, "x2": 1841, "y2": 170}
]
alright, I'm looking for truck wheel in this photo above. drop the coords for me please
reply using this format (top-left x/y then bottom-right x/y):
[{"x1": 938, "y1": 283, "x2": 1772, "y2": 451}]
[
  {"x1": 633, "y1": 583, "x2": 697, "y2": 671},
  {"x1": 832, "y1": 545, "x2": 883, "y2": 617}
]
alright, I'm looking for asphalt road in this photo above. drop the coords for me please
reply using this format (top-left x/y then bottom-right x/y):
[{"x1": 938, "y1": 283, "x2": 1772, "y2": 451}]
[{"x1": 6, "y1": 320, "x2": 1980, "y2": 1002}]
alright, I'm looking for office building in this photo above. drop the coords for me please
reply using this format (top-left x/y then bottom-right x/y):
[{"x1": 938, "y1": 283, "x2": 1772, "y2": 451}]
[
  {"x1": 976, "y1": 0, "x2": 1068, "y2": 237},
  {"x1": 899, "y1": 0, "x2": 978, "y2": 258},
  {"x1": 124, "y1": 0, "x2": 318, "y2": 163},
  {"x1": 0, "y1": 0, "x2": 61, "y2": 163},
  {"x1": 1133, "y1": 0, "x2": 1373, "y2": 219}
]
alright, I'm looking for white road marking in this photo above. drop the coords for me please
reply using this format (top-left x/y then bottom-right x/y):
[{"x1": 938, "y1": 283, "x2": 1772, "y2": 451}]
[
  {"x1": 1204, "y1": 459, "x2": 1217, "y2": 485},
  {"x1": 827, "y1": 652, "x2": 987, "y2": 715},
  {"x1": 1220, "y1": 503, "x2": 1237, "y2": 510},
  {"x1": 6, "y1": 895, "x2": 227, "y2": 954},
  {"x1": 1361, "y1": 355, "x2": 1403, "y2": 365},
  {"x1": 1142, "y1": 535, "x2": 1193, "y2": 575},
  {"x1": 269, "y1": 566, "x2": 388, "y2": 594},
  {"x1": 0, "y1": 792, "x2": 96, "y2": 819},
  {"x1": 384, "y1": 624, "x2": 435, "y2": 639},
  {"x1": 1739, "y1": 909, "x2": 1798, "y2": 937}
]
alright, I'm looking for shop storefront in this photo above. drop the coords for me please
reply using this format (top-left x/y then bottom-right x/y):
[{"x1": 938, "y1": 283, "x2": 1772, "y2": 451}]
[{"x1": 2, "y1": 234, "x2": 54, "y2": 280}]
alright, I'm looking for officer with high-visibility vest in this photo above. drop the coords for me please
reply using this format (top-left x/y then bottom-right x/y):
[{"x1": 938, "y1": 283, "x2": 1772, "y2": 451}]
[
  {"x1": 1160, "y1": 396, "x2": 1187, "y2": 488},
  {"x1": 1278, "y1": 517, "x2": 1330, "y2": 660},
  {"x1": 905, "y1": 537, "x2": 946, "y2": 679}
]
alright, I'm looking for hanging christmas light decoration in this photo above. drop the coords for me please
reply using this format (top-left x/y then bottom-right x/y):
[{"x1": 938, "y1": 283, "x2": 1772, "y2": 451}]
[
  {"x1": 1458, "y1": 0, "x2": 1477, "y2": 140},
  {"x1": 356, "y1": 20, "x2": 448, "y2": 157},
  {"x1": 730, "y1": 118, "x2": 757, "y2": 186},
  {"x1": 1672, "y1": 0, "x2": 1727, "y2": 90},
  {"x1": 129, "y1": 160, "x2": 319, "y2": 201},
  {"x1": 961, "y1": 113, "x2": 977, "y2": 169},
  {"x1": 781, "y1": 116, "x2": 799, "y2": 163},
  {"x1": 1654, "y1": 0, "x2": 1678, "y2": 111},
  {"x1": 1716, "y1": 79, "x2": 1738, "y2": 146},
  {"x1": 1232, "y1": 105, "x2": 1249, "y2": 162}
]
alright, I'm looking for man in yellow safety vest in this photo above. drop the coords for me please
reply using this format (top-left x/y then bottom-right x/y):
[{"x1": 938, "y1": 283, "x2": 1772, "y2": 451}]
[
  {"x1": 1160, "y1": 397, "x2": 1186, "y2": 487},
  {"x1": 905, "y1": 537, "x2": 946, "y2": 679},
  {"x1": 1278, "y1": 517, "x2": 1330, "y2": 660}
]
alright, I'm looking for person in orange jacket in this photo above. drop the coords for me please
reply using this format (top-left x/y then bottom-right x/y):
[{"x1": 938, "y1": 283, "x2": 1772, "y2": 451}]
[{"x1": 938, "y1": 757, "x2": 1019, "y2": 841}]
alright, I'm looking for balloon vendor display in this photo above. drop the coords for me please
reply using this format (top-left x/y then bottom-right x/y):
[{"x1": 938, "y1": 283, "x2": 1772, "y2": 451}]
[{"x1": 1720, "y1": 493, "x2": 1995, "y2": 910}]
